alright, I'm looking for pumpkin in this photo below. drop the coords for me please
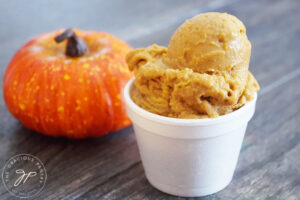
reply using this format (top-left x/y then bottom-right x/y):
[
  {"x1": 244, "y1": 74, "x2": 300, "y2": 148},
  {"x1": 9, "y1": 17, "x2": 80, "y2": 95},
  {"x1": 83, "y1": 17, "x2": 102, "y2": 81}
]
[{"x1": 3, "y1": 29, "x2": 133, "y2": 139}]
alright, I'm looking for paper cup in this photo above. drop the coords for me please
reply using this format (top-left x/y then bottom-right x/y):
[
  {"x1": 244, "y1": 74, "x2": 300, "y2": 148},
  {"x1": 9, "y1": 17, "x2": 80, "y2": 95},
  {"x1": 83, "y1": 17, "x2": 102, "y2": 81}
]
[{"x1": 124, "y1": 78, "x2": 257, "y2": 197}]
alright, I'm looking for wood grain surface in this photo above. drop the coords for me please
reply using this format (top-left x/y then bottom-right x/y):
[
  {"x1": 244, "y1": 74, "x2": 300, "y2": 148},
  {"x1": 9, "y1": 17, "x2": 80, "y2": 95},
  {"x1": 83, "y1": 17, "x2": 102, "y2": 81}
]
[{"x1": 0, "y1": 0, "x2": 299, "y2": 199}]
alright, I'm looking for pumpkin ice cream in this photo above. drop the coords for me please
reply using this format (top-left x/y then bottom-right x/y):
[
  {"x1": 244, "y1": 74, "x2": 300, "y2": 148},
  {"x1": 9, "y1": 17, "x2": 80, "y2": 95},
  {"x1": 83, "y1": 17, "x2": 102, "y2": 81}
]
[{"x1": 126, "y1": 12, "x2": 259, "y2": 118}]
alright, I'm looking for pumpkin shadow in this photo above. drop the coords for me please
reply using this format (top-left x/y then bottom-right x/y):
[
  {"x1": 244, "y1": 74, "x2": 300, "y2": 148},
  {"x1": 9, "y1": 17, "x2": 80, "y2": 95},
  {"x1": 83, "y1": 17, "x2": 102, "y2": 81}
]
[{"x1": 4, "y1": 122, "x2": 138, "y2": 167}]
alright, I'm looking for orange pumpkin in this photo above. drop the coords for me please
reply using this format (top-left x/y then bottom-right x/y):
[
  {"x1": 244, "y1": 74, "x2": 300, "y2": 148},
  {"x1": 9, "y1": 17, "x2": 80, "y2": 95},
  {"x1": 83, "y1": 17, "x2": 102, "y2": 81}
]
[{"x1": 3, "y1": 29, "x2": 132, "y2": 139}]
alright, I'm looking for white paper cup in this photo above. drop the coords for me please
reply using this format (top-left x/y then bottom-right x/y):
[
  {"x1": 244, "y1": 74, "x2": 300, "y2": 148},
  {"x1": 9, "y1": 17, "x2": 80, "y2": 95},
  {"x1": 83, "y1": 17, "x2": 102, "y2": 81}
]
[{"x1": 124, "y1": 78, "x2": 257, "y2": 197}]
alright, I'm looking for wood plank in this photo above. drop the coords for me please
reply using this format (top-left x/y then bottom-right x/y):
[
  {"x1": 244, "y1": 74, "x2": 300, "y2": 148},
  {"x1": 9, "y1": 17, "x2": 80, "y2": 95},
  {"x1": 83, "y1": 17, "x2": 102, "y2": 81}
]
[
  {"x1": 76, "y1": 72, "x2": 300, "y2": 200},
  {"x1": 0, "y1": 126, "x2": 141, "y2": 200}
]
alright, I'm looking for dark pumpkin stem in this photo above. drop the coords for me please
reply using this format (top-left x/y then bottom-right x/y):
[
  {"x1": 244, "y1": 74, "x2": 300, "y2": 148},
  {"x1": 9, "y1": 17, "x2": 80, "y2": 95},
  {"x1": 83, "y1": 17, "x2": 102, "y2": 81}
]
[{"x1": 54, "y1": 28, "x2": 87, "y2": 57}]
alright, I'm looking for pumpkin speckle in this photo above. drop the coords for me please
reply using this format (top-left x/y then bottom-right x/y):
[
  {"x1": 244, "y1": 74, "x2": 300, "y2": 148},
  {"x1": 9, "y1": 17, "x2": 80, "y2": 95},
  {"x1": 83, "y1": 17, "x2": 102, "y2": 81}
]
[
  {"x1": 75, "y1": 106, "x2": 81, "y2": 111},
  {"x1": 53, "y1": 67, "x2": 60, "y2": 71},
  {"x1": 114, "y1": 102, "x2": 120, "y2": 106},
  {"x1": 117, "y1": 94, "x2": 121, "y2": 99},
  {"x1": 123, "y1": 120, "x2": 130, "y2": 125},
  {"x1": 50, "y1": 85, "x2": 54, "y2": 90},
  {"x1": 13, "y1": 81, "x2": 18, "y2": 85},
  {"x1": 57, "y1": 106, "x2": 64, "y2": 112},
  {"x1": 64, "y1": 74, "x2": 70, "y2": 80},
  {"x1": 19, "y1": 104, "x2": 25, "y2": 110},
  {"x1": 78, "y1": 78, "x2": 83, "y2": 83},
  {"x1": 83, "y1": 63, "x2": 90, "y2": 69},
  {"x1": 76, "y1": 100, "x2": 81, "y2": 104},
  {"x1": 84, "y1": 97, "x2": 88, "y2": 101},
  {"x1": 61, "y1": 92, "x2": 65, "y2": 96},
  {"x1": 45, "y1": 98, "x2": 50, "y2": 103}
]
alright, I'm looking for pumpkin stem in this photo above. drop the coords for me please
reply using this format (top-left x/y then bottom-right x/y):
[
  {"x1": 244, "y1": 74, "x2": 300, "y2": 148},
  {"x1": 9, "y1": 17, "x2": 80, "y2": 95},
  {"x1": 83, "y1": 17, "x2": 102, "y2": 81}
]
[{"x1": 54, "y1": 28, "x2": 87, "y2": 57}]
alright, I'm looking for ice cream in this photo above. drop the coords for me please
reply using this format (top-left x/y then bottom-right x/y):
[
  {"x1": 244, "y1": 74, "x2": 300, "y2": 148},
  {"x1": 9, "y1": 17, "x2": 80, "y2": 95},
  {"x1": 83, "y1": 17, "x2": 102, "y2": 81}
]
[{"x1": 126, "y1": 12, "x2": 259, "y2": 118}]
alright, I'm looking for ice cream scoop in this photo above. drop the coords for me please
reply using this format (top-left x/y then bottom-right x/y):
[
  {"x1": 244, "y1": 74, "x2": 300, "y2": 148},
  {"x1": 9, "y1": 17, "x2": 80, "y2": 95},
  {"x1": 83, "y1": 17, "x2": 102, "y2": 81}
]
[
  {"x1": 165, "y1": 12, "x2": 251, "y2": 73},
  {"x1": 127, "y1": 12, "x2": 259, "y2": 118}
]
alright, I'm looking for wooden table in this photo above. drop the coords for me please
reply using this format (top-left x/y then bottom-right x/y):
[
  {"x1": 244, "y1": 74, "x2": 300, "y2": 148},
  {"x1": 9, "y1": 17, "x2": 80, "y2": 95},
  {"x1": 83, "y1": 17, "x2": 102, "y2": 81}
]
[{"x1": 0, "y1": 0, "x2": 299, "y2": 199}]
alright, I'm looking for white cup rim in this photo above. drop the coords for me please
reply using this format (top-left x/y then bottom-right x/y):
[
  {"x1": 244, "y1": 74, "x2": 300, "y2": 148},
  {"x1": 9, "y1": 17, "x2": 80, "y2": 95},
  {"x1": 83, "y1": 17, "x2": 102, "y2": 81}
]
[{"x1": 124, "y1": 78, "x2": 257, "y2": 126}]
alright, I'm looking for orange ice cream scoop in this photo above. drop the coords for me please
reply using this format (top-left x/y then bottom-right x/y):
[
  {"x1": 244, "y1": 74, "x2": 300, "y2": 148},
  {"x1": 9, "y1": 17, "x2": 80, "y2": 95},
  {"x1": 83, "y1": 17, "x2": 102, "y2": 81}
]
[
  {"x1": 165, "y1": 12, "x2": 251, "y2": 74},
  {"x1": 127, "y1": 12, "x2": 259, "y2": 119}
]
